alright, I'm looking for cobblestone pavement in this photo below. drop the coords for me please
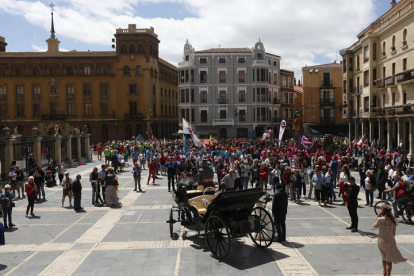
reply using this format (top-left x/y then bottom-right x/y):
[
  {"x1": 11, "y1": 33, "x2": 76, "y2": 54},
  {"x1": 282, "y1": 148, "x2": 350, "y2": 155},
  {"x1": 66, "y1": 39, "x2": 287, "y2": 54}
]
[{"x1": 1, "y1": 158, "x2": 414, "y2": 275}]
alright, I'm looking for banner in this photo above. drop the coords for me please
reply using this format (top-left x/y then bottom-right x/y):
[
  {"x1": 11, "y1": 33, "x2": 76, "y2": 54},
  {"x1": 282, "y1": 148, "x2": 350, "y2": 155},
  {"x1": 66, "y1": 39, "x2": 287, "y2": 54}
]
[
  {"x1": 182, "y1": 118, "x2": 201, "y2": 147},
  {"x1": 297, "y1": 132, "x2": 318, "y2": 153},
  {"x1": 357, "y1": 135, "x2": 366, "y2": 146},
  {"x1": 278, "y1": 120, "x2": 286, "y2": 147}
]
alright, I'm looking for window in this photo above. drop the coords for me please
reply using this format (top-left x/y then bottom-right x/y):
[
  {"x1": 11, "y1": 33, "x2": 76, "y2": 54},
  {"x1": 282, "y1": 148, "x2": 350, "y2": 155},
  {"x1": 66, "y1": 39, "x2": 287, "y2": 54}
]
[
  {"x1": 33, "y1": 104, "x2": 41, "y2": 116},
  {"x1": 403, "y1": 90, "x2": 407, "y2": 104},
  {"x1": 392, "y1": 92, "x2": 396, "y2": 106},
  {"x1": 84, "y1": 103, "x2": 93, "y2": 115},
  {"x1": 364, "y1": 46, "x2": 369, "y2": 62},
  {"x1": 67, "y1": 66, "x2": 73, "y2": 75},
  {"x1": 129, "y1": 44, "x2": 135, "y2": 53},
  {"x1": 273, "y1": 61, "x2": 277, "y2": 66},
  {"x1": 33, "y1": 85, "x2": 41, "y2": 100},
  {"x1": 349, "y1": 58, "x2": 353, "y2": 70},
  {"x1": 120, "y1": 44, "x2": 127, "y2": 53},
  {"x1": 200, "y1": 91, "x2": 207, "y2": 103},
  {"x1": 373, "y1": 69, "x2": 377, "y2": 84},
  {"x1": 403, "y1": 29, "x2": 408, "y2": 45},
  {"x1": 383, "y1": 66, "x2": 386, "y2": 78},
  {"x1": 100, "y1": 67, "x2": 107, "y2": 75},
  {"x1": 219, "y1": 57, "x2": 226, "y2": 63},
  {"x1": 102, "y1": 124, "x2": 109, "y2": 142},
  {"x1": 100, "y1": 84, "x2": 109, "y2": 99},
  {"x1": 392, "y1": 63, "x2": 395, "y2": 76},
  {"x1": 364, "y1": 97, "x2": 369, "y2": 112},
  {"x1": 382, "y1": 41, "x2": 386, "y2": 55},
  {"x1": 403, "y1": 58, "x2": 407, "y2": 71},
  {"x1": 83, "y1": 84, "x2": 92, "y2": 100},
  {"x1": 67, "y1": 85, "x2": 75, "y2": 100},
  {"x1": 283, "y1": 76, "x2": 287, "y2": 87},
  {"x1": 200, "y1": 71, "x2": 207, "y2": 83},
  {"x1": 100, "y1": 103, "x2": 109, "y2": 115},
  {"x1": 200, "y1": 58, "x2": 207, "y2": 64},
  {"x1": 32, "y1": 66, "x2": 40, "y2": 76},
  {"x1": 0, "y1": 85, "x2": 6, "y2": 100},
  {"x1": 273, "y1": 73, "x2": 277, "y2": 84},
  {"x1": 373, "y1": 43, "x2": 377, "y2": 60},
  {"x1": 238, "y1": 57, "x2": 245, "y2": 63},
  {"x1": 50, "y1": 87, "x2": 57, "y2": 96},
  {"x1": 201, "y1": 110, "x2": 207, "y2": 122},
  {"x1": 15, "y1": 67, "x2": 23, "y2": 76},
  {"x1": 180, "y1": 89, "x2": 185, "y2": 103},
  {"x1": 219, "y1": 71, "x2": 226, "y2": 83},
  {"x1": 67, "y1": 103, "x2": 75, "y2": 116},
  {"x1": 135, "y1": 66, "x2": 142, "y2": 76},
  {"x1": 219, "y1": 90, "x2": 227, "y2": 103},
  {"x1": 0, "y1": 104, "x2": 7, "y2": 117},
  {"x1": 191, "y1": 108, "x2": 194, "y2": 123},
  {"x1": 239, "y1": 110, "x2": 246, "y2": 122},
  {"x1": 129, "y1": 101, "x2": 138, "y2": 115},
  {"x1": 191, "y1": 70, "x2": 194, "y2": 83},
  {"x1": 191, "y1": 89, "x2": 194, "y2": 103},
  {"x1": 16, "y1": 104, "x2": 24, "y2": 116},
  {"x1": 239, "y1": 90, "x2": 246, "y2": 102},
  {"x1": 185, "y1": 89, "x2": 189, "y2": 102},
  {"x1": 323, "y1": 73, "x2": 330, "y2": 86},
  {"x1": 238, "y1": 70, "x2": 245, "y2": 82},
  {"x1": 383, "y1": 94, "x2": 386, "y2": 107},
  {"x1": 16, "y1": 85, "x2": 24, "y2": 100},
  {"x1": 84, "y1": 66, "x2": 91, "y2": 76},
  {"x1": 138, "y1": 44, "x2": 144, "y2": 53},
  {"x1": 288, "y1": 77, "x2": 293, "y2": 88},
  {"x1": 0, "y1": 66, "x2": 5, "y2": 76},
  {"x1": 391, "y1": 35, "x2": 396, "y2": 51},
  {"x1": 129, "y1": 84, "x2": 137, "y2": 95},
  {"x1": 364, "y1": 70, "x2": 369, "y2": 87},
  {"x1": 257, "y1": 54, "x2": 262, "y2": 60},
  {"x1": 123, "y1": 66, "x2": 130, "y2": 75},
  {"x1": 356, "y1": 55, "x2": 360, "y2": 69},
  {"x1": 289, "y1": 93, "x2": 293, "y2": 104}
]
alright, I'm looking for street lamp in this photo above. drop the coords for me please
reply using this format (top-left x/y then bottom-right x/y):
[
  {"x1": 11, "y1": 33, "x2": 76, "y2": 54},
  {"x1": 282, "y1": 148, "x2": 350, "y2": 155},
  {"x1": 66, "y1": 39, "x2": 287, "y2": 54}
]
[{"x1": 115, "y1": 121, "x2": 118, "y2": 141}]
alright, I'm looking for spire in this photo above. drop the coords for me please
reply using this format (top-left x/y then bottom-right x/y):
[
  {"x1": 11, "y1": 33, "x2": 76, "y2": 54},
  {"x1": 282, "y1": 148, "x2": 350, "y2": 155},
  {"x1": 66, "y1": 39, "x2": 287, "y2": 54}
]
[{"x1": 49, "y1": 2, "x2": 55, "y2": 39}]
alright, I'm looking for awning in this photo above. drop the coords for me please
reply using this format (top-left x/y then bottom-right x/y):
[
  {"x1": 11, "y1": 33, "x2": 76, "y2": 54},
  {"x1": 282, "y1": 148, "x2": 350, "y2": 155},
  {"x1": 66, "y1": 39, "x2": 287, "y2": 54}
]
[{"x1": 309, "y1": 125, "x2": 348, "y2": 135}]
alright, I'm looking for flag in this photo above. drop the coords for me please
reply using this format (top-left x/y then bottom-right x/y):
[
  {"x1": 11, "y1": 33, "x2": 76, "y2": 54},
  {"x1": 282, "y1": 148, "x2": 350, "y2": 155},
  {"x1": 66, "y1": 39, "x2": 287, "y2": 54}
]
[
  {"x1": 297, "y1": 132, "x2": 318, "y2": 153},
  {"x1": 278, "y1": 120, "x2": 287, "y2": 147},
  {"x1": 183, "y1": 135, "x2": 188, "y2": 150},
  {"x1": 209, "y1": 135, "x2": 212, "y2": 142},
  {"x1": 357, "y1": 135, "x2": 366, "y2": 146},
  {"x1": 182, "y1": 118, "x2": 193, "y2": 135},
  {"x1": 192, "y1": 132, "x2": 201, "y2": 147}
]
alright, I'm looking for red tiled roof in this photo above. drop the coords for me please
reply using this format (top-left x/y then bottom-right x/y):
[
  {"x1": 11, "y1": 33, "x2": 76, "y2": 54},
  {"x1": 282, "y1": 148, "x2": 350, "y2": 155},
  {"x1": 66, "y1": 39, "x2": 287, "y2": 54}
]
[
  {"x1": 294, "y1": 86, "x2": 303, "y2": 93},
  {"x1": 302, "y1": 62, "x2": 342, "y2": 70},
  {"x1": 195, "y1": 47, "x2": 252, "y2": 54}
]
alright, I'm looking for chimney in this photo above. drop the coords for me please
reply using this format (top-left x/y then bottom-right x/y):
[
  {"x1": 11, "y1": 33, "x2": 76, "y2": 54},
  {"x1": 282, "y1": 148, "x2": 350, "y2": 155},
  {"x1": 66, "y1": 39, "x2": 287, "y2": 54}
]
[
  {"x1": 391, "y1": 0, "x2": 397, "y2": 8},
  {"x1": 294, "y1": 78, "x2": 297, "y2": 86},
  {"x1": 0, "y1": 36, "x2": 7, "y2": 52},
  {"x1": 298, "y1": 80, "x2": 301, "y2": 87}
]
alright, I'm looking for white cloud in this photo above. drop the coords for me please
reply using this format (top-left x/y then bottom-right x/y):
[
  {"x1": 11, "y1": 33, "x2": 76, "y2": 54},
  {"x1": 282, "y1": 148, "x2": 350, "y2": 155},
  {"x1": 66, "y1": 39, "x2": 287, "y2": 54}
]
[
  {"x1": 0, "y1": 0, "x2": 377, "y2": 77},
  {"x1": 31, "y1": 44, "x2": 69, "y2": 52}
]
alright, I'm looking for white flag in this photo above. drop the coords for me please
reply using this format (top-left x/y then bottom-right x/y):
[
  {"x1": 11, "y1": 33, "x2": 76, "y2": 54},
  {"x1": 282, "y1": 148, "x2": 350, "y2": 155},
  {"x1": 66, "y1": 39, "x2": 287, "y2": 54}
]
[
  {"x1": 182, "y1": 118, "x2": 192, "y2": 135},
  {"x1": 357, "y1": 135, "x2": 366, "y2": 146},
  {"x1": 278, "y1": 120, "x2": 287, "y2": 147},
  {"x1": 192, "y1": 132, "x2": 201, "y2": 147}
]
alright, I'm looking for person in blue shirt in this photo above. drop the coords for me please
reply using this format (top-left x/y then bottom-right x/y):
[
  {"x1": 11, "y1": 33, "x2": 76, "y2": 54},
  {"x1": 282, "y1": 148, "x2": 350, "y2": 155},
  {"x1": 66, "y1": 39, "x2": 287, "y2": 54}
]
[
  {"x1": 132, "y1": 163, "x2": 142, "y2": 192},
  {"x1": 1, "y1": 184, "x2": 15, "y2": 229},
  {"x1": 312, "y1": 166, "x2": 327, "y2": 206},
  {"x1": 166, "y1": 158, "x2": 178, "y2": 192},
  {"x1": 224, "y1": 149, "x2": 230, "y2": 163},
  {"x1": 330, "y1": 156, "x2": 339, "y2": 189}
]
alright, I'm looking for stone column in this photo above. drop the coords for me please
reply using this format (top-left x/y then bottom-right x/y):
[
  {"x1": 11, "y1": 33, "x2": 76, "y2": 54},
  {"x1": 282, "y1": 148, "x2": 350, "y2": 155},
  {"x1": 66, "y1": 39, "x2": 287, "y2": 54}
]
[
  {"x1": 33, "y1": 136, "x2": 43, "y2": 167},
  {"x1": 354, "y1": 119, "x2": 360, "y2": 139},
  {"x1": 378, "y1": 119, "x2": 383, "y2": 143},
  {"x1": 55, "y1": 135, "x2": 62, "y2": 165},
  {"x1": 397, "y1": 118, "x2": 402, "y2": 149},
  {"x1": 85, "y1": 134, "x2": 91, "y2": 162},
  {"x1": 66, "y1": 134, "x2": 72, "y2": 165},
  {"x1": 77, "y1": 135, "x2": 81, "y2": 163},
  {"x1": 369, "y1": 119, "x2": 375, "y2": 142},
  {"x1": 4, "y1": 138, "x2": 15, "y2": 174},
  {"x1": 387, "y1": 118, "x2": 392, "y2": 150},
  {"x1": 361, "y1": 120, "x2": 367, "y2": 137},
  {"x1": 348, "y1": 121, "x2": 352, "y2": 141},
  {"x1": 409, "y1": 118, "x2": 414, "y2": 159}
]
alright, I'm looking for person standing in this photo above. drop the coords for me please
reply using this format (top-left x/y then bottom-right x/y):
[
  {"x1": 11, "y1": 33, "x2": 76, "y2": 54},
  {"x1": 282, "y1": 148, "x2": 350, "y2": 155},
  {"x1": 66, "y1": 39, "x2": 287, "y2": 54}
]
[
  {"x1": 72, "y1": 174, "x2": 83, "y2": 212},
  {"x1": 259, "y1": 162, "x2": 269, "y2": 191},
  {"x1": 32, "y1": 165, "x2": 45, "y2": 201},
  {"x1": 365, "y1": 170, "x2": 376, "y2": 207},
  {"x1": 378, "y1": 162, "x2": 388, "y2": 200},
  {"x1": 147, "y1": 159, "x2": 157, "y2": 185},
  {"x1": 25, "y1": 176, "x2": 37, "y2": 218},
  {"x1": 345, "y1": 176, "x2": 359, "y2": 232},
  {"x1": 166, "y1": 159, "x2": 176, "y2": 192},
  {"x1": 132, "y1": 163, "x2": 143, "y2": 192},
  {"x1": 61, "y1": 172, "x2": 73, "y2": 208},
  {"x1": 1, "y1": 185, "x2": 15, "y2": 229},
  {"x1": 8, "y1": 167, "x2": 17, "y2": 199},
  {"x1": 89, "y1": 167, "x2": 99, "y2": 205},
  {"x1": 104, "y1": 167, "x2": 119, "y2": 207},
  {"x1": 96, "y1": 144, "x2": 102, "y2": 161},
  {"x1": 312, "y1": 166, "x2": 326, "y2": 206},
  {"x1": 56, "y1": 164, "x2": 65, "y2": 186},
  {"x1": 220, "y1": 169, "x2": 235, "y2": 191},
  {"x1": 272, "y1": 183, "x2": 288, "y2": 243},
  {"x1": 374, "y1": 205, "x2": 407, "y2": 276},
  {"x1": 15, "y1": 165, "x2": 25, "y2": 199},
  {"x1": 98, "y1": 165, "x2": 107, "y2": 201},
  {"x1": 198, "y1": 158, "x2": 215, "y2": 188}
]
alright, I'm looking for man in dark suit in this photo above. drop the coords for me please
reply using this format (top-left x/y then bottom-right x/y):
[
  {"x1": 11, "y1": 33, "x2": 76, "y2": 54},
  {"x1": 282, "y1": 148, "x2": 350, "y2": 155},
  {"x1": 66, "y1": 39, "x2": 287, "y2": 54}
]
[
  {"x1": 72, "y1": 174, "x2": 84, "y2": 213},
  {"x1": 345, "y1": 176, "x2": 359, "y2": 232},
  {"x1": 272, "y1": 183, "x2": 288, "y2": 242}
]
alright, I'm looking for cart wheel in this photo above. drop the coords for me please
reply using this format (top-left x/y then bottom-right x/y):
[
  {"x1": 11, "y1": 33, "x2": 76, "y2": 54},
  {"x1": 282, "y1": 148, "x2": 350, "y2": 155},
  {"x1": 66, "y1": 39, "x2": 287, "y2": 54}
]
[
  {"x1": 374, "y1": 201, "x2": 390, "y2": 215},
  {"x1": 167, "y1": 208, "x2": 179, "y2": 240},
  {"x1": 249, "y1": 207, "x2": 274, "y2": 248},
  {"x1": 205, "y1": 215, "x2": 231, "y2": 259}
]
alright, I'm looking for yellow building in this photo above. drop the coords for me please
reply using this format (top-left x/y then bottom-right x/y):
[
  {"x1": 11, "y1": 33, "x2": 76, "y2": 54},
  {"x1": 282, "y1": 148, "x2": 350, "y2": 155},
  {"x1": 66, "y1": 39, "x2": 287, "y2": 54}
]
[
  {"x1": 302, "y1": 62, "x2": 346, "y2": 135},
  {"x1": 341, "y1": 0, "x2": 414, "y2": 155},
  {"x1": 0, "y1": 21, "x2": 178, "y2": 143}
]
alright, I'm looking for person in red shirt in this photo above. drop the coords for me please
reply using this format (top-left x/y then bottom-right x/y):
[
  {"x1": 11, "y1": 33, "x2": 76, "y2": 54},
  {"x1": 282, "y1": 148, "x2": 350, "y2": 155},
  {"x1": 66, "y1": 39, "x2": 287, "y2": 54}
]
[
  {"x1": 259, "y1": 162, "x2": 269, "y2": 191},
  {"x1": 147, "y1": 160, "x2": 157, "y2": 185},
  {"x1": 96, "y1": 144, "x2": 102, "y2": 161},
  {"x1": 25, "y1": 176, "x2": 37, "y2": 217}
]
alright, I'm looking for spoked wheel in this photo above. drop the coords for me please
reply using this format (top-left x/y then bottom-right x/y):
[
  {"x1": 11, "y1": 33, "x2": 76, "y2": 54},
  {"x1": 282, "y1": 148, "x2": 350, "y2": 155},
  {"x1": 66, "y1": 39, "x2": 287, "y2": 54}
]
[
  {"x1": 249, "y1": 207, "x2": 275, "y2": 248},
  {"x1": 205, "y1": 215, "x2": 231, "y2": 259},
  {"x1": 401, "y1": 205, "x2": 413, "y2": 224},
  {"x1": 374, "y1": 201, "x2": 391, "y2": 215},
  {"x1": 167, "y1": 208, "x2": 180, "y2": 240}
]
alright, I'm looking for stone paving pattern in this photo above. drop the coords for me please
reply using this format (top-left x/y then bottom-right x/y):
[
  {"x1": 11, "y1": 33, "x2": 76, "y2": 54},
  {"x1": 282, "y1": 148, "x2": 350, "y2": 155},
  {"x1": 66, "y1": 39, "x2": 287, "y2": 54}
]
[{"x1": 0, "y1": 157, "x2": 413, "y2": 275}]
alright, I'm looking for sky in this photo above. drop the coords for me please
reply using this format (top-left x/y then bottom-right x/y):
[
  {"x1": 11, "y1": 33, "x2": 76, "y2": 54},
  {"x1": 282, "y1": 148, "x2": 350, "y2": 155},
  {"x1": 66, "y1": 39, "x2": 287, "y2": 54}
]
[{"x1": 0, "y1": 0, "x2": 394, "y2": 78}]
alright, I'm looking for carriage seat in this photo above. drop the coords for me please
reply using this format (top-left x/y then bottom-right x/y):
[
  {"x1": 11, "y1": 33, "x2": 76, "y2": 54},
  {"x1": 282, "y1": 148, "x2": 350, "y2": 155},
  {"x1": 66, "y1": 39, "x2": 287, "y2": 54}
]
[
  {"x1": 188, "y1": 194, "x2": 216, "y2": 215},
  {"x1": 186, "y1": 185, "x2": 205, "y2": 195}
]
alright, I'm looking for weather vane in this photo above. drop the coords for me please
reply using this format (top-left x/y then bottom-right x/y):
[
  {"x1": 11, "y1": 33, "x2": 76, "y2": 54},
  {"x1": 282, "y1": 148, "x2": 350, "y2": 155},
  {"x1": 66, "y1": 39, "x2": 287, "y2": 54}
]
[{"x1": 49, "y1": 2, "x2": 55, "y2": 12}]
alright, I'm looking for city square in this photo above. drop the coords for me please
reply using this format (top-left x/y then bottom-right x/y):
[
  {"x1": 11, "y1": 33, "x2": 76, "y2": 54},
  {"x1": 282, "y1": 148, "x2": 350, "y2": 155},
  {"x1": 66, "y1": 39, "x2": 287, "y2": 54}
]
[{"x1": 1, "y1": 0, "x2": 414, "y2": 275}]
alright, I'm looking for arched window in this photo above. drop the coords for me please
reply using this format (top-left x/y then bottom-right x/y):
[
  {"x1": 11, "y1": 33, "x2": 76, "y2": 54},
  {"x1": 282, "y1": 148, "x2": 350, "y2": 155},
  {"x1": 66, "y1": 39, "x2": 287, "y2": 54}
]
[
  {"x1": 84, "y1": 66, "x2": 91, "y2": 76},
  {"x1": 17, "y1": 125, "x2": 24, "y2": 135},
  {"x1": 0, "y1": 66, "x2": 5, "y2": 76},
  {"x1": 136, "y1": 66, "x2": 142, "y2": 76},
  {"x1": 100, "y1": 67, "x2": 107, "y2": 75},
  {"x1": 123, "y1": 66, "x2": 130, "y2": 75},
  {"x1": 120, "y1": 44, "x2": 127, "y2": 53},
  {"x1": 129, "y1": 44, "x2": 135, "y2": 53},
  {"x1": 392, "y1": 35, "x2": 396, "y2": 51},
  {"x1": 138, "y1": 44, "x2": 144, "y2": 53},
  {"x1": 67, "y1": 66, "x2": 74, "y2": 75},
  {"x1": 125, "y1": 124, "x2": 132, "y2": 140},
  {"x1": 403, "y1": 29, "x2": 408, "y2": 44},
  {"x1": 382, "y1": 41, "x2": 386, "y2": 55},
  {"x1": 15, "y1": 67, "x2": 23, "y2": 76},
  {"x1": 50, "y1": 66, "x2": 56, "y2": 75},
  {"x1": 102, "y1": 124, "x2": 109, "y2": 142},
  {"x1": 32, "y1": 66, "x2": 40, "y2": 76}
]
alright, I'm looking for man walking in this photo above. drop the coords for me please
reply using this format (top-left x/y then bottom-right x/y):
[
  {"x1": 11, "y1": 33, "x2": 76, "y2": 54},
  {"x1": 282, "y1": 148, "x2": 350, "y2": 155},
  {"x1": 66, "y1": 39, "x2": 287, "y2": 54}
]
[
  {"x1": 166, "y1": 158, "x2": 177, "y2": 192},
  {"x1": 198, "y1": 158, "x2": 214, "y2": 188},
  {"x1": 272, "y1": 183, "x2": 288, "y2": 243},
  {"x1": 346, "y1": 176, "x2": 359, "y2": 232},
  {"x1": 72, "y1": 174, "x2": 83, "y2": 212},
  {"x1": 147, "y1": 159, "x2": 156, "y2": 185},
  {"x1": 132, "y1": 163, "x2": 142, "y2": 192},
  {"x1": 98, "y1": 165, "x2": 107, "y2": 201}
]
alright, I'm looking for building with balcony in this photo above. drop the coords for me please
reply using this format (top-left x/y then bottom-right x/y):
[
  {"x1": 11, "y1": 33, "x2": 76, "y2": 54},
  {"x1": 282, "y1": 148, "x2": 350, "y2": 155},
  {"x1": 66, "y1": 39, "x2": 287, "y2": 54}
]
[
  {"x1": 302, "y1": 62, "x2": 346, "y2": 135},
  {"x1": 0, "y1": 20, "x2": 179, "y2": 143},
  {"x1": 281, "y1": 69, "x2": 295, "y2": 137},
  {"x1": 294, "y1": 81, "x2": 303, "y2": 136},
  {"x1": 178, "y1": 39, "x2": 283, "y2": 138},
  {"x1": 341, "y1": 0, "x2": 414, "y2": 154}
]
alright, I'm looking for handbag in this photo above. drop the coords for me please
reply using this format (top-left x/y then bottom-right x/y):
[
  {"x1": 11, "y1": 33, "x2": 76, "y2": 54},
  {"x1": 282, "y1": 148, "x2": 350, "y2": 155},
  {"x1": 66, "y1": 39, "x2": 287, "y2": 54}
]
[
  {"x1": 367, "y1": 185, "x2": 376, "y2": 192},
  {"x1": 10, "y1": 202, "x2": 15, "y2": 208}
]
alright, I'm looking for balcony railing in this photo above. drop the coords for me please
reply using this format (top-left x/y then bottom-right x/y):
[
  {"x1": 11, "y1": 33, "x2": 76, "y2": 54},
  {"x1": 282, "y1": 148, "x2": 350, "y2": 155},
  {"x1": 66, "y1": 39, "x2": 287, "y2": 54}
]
[
  {"x1": 212, "y1": 118, "x2": 234, "y2": 126},
  {"x1": 320, "y1": 117, "x2": 335, "y2": 123},
  {"x1": 320, "y1": 80, "x2": 333, "y2": 87},
  {"x1": 42, "y1": 114, "x2": 67, "y2": 121},
  {"x1": 273, "y1": 98, "x2": 280, "y2": 104},
  {"x1": 320, "y1": 98, "x2": 334, "y2": 104},
  {"x1": 251, "y1": 60, "x2": 271, "y2": 67},
  {"x1": 384, "y1": 76, "x2": 394, "y2": 86},
  {"x1": 376, "y1": 79, "x2": 384, "y2": 88},
  {"x1": 216, "y1": 98, "x2": 230, "y2": 104},
  {"x1": 124, "y1": 113, "x2": 143, "y2": 120},
  {"x1": 395, "y1": 69, "x2": 414, "y2": 83}
]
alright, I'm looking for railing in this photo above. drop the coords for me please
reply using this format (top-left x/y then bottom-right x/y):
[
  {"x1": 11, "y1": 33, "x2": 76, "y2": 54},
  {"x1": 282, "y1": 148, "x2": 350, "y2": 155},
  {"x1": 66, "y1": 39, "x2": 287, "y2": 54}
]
[
  {"x1": 40, "y1": 136, "x2": 55, "y2": 167},
  {"x1": 395, "y1": 69, "x2": 414, "y2": 83},
  {"x1": 273, "y1": 98, "x2": 280, "y2": 104},
  {"x1": 13, "y1": 137, "x2": 34, "y2": 173},
  {"x1": 216, "y1": 98, "x2": 230, "y2": 104},
  {"x1": 320, "y1": 98, "x2": 335, "y2": 104},
  {"x1": 251, "y1": 60, "x2": 270, "y2": 67},
  {"x1": 42, "y1": 114, "x2": 67, "y2": 121},
  {"x1": 320, "y1": 117, "x2": 335, "y2": 123},
  {"x1": 320, "y1": 80, "x2": 333, "y2": 87},
  {"x1": 61, "y1": 136, "x2": 68, "y2": 163},
  {"x1": 212, "y1": 118, "x2": 234, "y2": 126},
  {"x1": 384, "y1": 76, "x2": 394, "y2": 86},
  {"x1": 124, "y1": 113, "x2": 144, "y2": 120},
  {"x1": 376, "y1": 79, "x2": 384, "y2": 88}
]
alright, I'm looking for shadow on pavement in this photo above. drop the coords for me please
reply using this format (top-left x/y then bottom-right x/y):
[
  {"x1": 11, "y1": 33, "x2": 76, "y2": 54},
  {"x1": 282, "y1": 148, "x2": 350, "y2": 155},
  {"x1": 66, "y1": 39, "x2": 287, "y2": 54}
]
[{"x1": 0, "y1": 264, "x2": 8, "y2": 271}]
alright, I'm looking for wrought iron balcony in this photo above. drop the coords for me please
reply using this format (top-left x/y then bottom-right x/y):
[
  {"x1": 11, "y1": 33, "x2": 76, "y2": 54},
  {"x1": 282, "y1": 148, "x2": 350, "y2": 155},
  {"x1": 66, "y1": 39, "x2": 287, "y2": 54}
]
[
  {"x1": 384, "y1": 76, "x2": 394, "y2": 86},
  {"x1": 320, "y1": 80, "x2": 333, "y2": 87},
  {"x1": 216, "y1": 98, "x2": 230, "y2": 104},
  {"x1": 320, "y1": 98, "x2": 335, "y2": 104},
  {"x1": 212, "y1": 118, "x2": 234, "y2": 126},
  {"x1": 273, "y1": 98, "x2": 280, "y2": 104}
]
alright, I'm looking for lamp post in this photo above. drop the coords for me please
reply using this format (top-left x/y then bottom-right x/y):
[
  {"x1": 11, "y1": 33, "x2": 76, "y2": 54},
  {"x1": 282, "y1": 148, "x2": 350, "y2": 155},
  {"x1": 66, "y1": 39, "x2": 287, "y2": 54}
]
[{"x1": 115, "y1": 121, "x2": 118, "y2": 141}]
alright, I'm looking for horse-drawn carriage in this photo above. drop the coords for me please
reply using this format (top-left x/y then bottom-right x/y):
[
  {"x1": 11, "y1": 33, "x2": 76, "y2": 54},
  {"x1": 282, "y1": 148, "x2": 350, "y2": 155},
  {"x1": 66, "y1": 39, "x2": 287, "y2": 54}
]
[{"x1": 167, "y1": 177, "x2": 275, "y2": 259}]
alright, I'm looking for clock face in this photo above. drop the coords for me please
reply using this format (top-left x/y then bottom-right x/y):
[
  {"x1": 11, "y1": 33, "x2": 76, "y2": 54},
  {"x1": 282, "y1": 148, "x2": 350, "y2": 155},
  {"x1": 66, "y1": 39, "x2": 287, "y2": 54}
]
[{"x1": 185, "y1": 46, "x2": 188, "y2": 51}]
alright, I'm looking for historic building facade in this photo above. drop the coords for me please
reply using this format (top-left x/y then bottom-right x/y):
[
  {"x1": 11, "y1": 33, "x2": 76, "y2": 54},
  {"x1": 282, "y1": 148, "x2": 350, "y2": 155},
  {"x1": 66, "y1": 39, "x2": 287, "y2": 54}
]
[
  {"x1": 302, "y1": 62, "x2": 346, "y2": 135},
  {"x1": 0, "y1": 22, "x2": 178, "y2": 143},
  {"x1": 178, "y1": 40, "x2": 283, "y2": 138},
  {"x1": 341, "y1": 0, "x2": 414, "y2": 155},
  {"x1": 280, "y1": 69, "x2": 295, "y2": 137}
]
